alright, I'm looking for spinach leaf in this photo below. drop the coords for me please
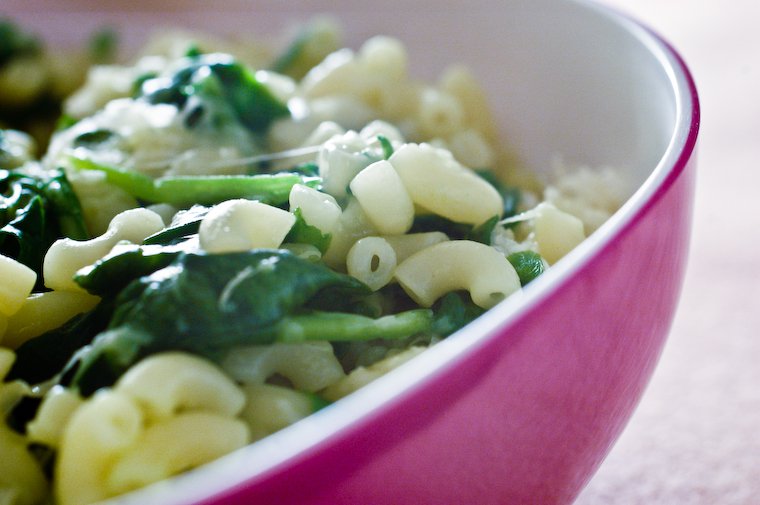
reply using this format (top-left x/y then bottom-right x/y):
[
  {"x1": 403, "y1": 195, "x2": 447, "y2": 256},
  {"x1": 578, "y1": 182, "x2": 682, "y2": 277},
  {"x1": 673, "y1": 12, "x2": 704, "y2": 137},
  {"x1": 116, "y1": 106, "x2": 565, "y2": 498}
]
[
  {"x1": 7, "y1": 299, "x2": 115, "y2": 385},
  {"x1": 74, "y1": 241, "x2": 195, "y2": 297},
  {"x1": 142, "y1": 205, "x2": 209, "y2": 245},
  {"x1": 284, "y1": 207, "x2": 331, "y2": 254},
  {"x1": 431, "y1": 292, "x2": 485, "y2": 337},
  {"x1": 268, "y1": 19, "x2": 340, "y2": 80},
  {"x1": 0, "y1": 168, "x2": 87, "y2": 280},
  {"x1": 71, "y1": 249, "x2": 372, "y2": 391},
  {"x1": 138, "y1": 53, "x2": 290, "y2": 134}
]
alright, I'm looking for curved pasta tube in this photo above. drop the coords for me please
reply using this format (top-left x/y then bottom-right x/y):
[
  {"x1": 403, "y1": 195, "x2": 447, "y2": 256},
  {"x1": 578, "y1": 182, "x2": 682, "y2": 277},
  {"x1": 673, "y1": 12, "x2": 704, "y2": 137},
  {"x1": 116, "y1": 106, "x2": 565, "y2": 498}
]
[
  {"x1": 346, "y1": 237, "x2": 397, "y2": 291},
  {"x1": 43, "y1": 208, "x2": 164, "y2": 292},
  {"x1": 350, "y1": 160, "x2": 414, "y2": 235},
  {"x1": 55, "y1": 391, "x2": 144, "y2": 505},
  {"x1": 199, "y1": 199, "x2": 296, "y2": 253},
  {"x1": 321, "y1": 196, "x2": 377, "y2": 270},
  {"x1": 382, "y1": 232, "x2": 449, "y2": 263},
  {"x1": 317, "y1": 131, "x2": 372, "y2": 199},
  {"x1": 394, "y1": 240, "x2": 521, "y2": 309},
  {"x1": 322, "y1": 346, "x2": 426, "y2": 402},
  {"x1": 0, "y1": 254, "x2": 37, "y2": 317},
  {"x1": 240, "y1": 383, "x2": 316, "y2": 442},
  {"x1": 533, "y1": 202, "x2": 586, "y2": 264},
  {"x1": 389, "y1": 143, "x2": 503, "y2": 225},
  {"x1": 221, "y1": 341, "x2": 345, "y2": 393},
  {"x1": 3, "y1": 290, "x2": 100, "y2": 349},
  {"x1": 26, "y1": 386, "x2": 83, "y2": 448},
  {"x1": 416, "y1": 88, "x2": 465, "y2": 138},
  {"x1": 0, "y1": 349, "x2": 48, "y2": 505},
  {"x1": 116, "y1": 353, "x2": 246, "y2": 421},
  {"x1": 105, "y1": 413, "x2": 250, "y2": 496},
  {"x1": 288, "y1": 183, "x2": 342, "y2": 235}
]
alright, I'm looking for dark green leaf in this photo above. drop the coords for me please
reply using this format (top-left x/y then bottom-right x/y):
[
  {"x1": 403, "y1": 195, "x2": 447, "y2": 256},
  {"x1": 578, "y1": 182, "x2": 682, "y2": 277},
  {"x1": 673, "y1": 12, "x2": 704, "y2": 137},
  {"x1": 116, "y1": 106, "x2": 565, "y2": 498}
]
[{"x1": 71, "y1": 249, "x2": 371, "y2": 391}]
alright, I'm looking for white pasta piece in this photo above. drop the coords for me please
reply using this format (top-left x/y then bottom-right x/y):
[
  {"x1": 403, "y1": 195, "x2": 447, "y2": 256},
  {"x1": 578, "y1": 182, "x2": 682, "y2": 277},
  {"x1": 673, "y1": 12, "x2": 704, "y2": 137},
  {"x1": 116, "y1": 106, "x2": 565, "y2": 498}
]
[
  {"x1": 322, "y1": 346, "x2": 426, "y2": 402},
  {"x1": 105, "y1": 413, "x2": 249, "y2": 496},
  {"x1": 309, "y1": 95, "x2": 377, "y2": 132},
  {"x1": 439, "y1": 64, "x2": 500, "y2": 144},
  {"x1": 350, "y1": 160, "x2": 414, "y2": 235},
  {"x1": 280, "y1": 243, "x2": 323, "y2": 262},
  {"x1": 346, "y1": 237, "x2": 397, "y2": 291},
  {"x1": 359, "y1": 120, "x2": 406, "y2": 144},
  {"x1": 288, "y1": 183, "x2": 342, "y2": 235},
  {"x1": 0, "y1": 254, "x2": 36, "y2": 317},
  {"x1": 394, "y1": 240, "x2": 520, "y2": 309},
  {"x1": 447, "y1": 128, "x2": 495, "y2": 169},
  {"x1": 221, "y1": 341, "x2": 345, "y2": 393},
  {"x1": 240, "y1": 383, "x2": 316, "y2": 441},
  {"x1": 115, "y1": 353, "x2": 246, "y2": 421},
  {"x1": 26, "y1": 386, "x2": 83, "y2": 448},
  {"x1": 145, "y1": 203, "x2": 178, "y2": 225},
  {"x1": 532, "y1": 202, "x2": 586, "y2": 264},
  {"x1": 382, "y1": 232, "x2": 449, "y2": 263},
  {"x1": 416, "y1": 87, "x2": 465, "y2": 138},
  {"x1": 0, "y1": 350, "x2": 48, "y2": 505},
  {"x1": 198, "y1": 199, "x2": 296, "y2": 253},
  {"x1": 321, "y1": 197, "x2": 377, "y2": 270},
  {"x1": 3, "y1": 290, "x2": 100, "y2": 349},
  {"x1": 359, "y1": 36, "x2": 407, "y2": 78},
  {"x1": 43, "y1": 208, "x2": 164, "y2": 292},
  {"x1": 317, "y1": 131, "x2": 373, "y2": 199},
  {"x1": 300, "y1": 48, "x2": 362, "y2": 98},
  {"x1": 63, "y1": 170, "x2": 140, "y2": 236},
  {"x1": 55, "y1": 391, "x2": 144, "y2": 505},
  {"x1": 389, "y1": 143, "x2": 503, "y2": 225},
  {"x1": 300, "y1": 120, "x2": 346, "y2": 147},
  {"x1": 0, "y1": 425, "x2": 49, "y2": 505}
]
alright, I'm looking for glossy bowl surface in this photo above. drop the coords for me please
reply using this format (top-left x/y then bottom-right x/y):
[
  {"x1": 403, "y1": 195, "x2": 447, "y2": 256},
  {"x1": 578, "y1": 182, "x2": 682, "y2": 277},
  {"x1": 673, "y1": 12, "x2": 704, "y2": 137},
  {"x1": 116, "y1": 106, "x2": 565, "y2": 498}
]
[{"x1": 3, "y1": 1, "x2": 699, "y2": 503}]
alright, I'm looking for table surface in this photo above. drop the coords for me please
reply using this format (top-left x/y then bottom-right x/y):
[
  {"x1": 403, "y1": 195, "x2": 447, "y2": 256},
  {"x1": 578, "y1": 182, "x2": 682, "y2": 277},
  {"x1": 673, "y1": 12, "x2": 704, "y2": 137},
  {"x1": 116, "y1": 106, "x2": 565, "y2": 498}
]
[{"x1": 577, "y1": 1, "x2": 760, "y2": 504}]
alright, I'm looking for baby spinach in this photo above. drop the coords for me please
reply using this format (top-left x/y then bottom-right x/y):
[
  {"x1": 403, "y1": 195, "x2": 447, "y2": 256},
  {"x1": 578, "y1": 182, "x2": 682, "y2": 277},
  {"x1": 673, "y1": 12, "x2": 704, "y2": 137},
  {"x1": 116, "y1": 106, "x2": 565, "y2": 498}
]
[
  {"x1": 0, "y1": 19, "x2": 40, "y2": 67},
  {"x1": 0, "y1": 167, "x2": 87, "y2": 279},
  {"x1": 138, "y1": 52, "x2": 290, "y2": 134},
  {"x1": 284, "y1": 207, "x2": 332, "y2": 254}
]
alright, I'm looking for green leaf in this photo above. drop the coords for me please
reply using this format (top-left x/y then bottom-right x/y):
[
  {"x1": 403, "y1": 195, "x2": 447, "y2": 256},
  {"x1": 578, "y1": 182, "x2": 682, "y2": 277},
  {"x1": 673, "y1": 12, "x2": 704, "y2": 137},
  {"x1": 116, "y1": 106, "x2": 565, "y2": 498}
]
[
  {"x1": 138, "y1": 53, "x2": 290, "y2": 134},
  {"x1": 70, "y1": 249, "x2": 371, "y2": 391},
  {"x1": 507, "y1": 250, "x2": 545, "y2": 286},
  {"x1": 285, "y1": 207, "x2": 332, "y2": 254},
  {"x1": 431, "y1": 292, "x2": 485, "y2": 337}
]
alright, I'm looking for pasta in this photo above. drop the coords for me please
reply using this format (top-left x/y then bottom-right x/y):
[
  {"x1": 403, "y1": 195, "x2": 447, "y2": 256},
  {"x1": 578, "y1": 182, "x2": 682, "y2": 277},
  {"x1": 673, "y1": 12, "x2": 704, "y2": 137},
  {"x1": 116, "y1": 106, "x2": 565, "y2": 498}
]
[
  {"x1": 43, "y1": 208, "x2": 164, "y2": 292},
  {"x1": 0, "y1": 254, "x2": 37, "y2": 317},
  {"x1": 0, "y1": 18, "x2": 627, "y2": 505},
  {"x1": 394, "y1": 240, "x2": 522, "y2": 309}
]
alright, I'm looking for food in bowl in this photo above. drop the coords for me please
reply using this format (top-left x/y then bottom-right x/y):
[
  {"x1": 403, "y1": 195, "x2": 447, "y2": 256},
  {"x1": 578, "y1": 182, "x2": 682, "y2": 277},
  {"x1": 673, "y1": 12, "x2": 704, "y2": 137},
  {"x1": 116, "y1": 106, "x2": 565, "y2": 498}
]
[{"x1": 0, "y1": 17, "x2": 630, "y2": 505}]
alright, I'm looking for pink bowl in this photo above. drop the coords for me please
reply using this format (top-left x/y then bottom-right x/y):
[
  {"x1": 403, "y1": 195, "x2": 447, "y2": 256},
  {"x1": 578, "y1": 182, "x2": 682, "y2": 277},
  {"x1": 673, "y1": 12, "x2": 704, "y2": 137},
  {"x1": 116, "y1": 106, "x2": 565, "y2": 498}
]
[{"x1": 5, "y1": 0, "x2": 699, "y2": 503}]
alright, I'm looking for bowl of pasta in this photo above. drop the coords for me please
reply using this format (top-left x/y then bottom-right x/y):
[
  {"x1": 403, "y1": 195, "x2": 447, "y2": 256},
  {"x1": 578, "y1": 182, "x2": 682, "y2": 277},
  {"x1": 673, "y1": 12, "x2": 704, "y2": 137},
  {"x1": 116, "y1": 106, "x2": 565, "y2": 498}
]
[{"x1": 0, "y1": 0, "x2": 698, "y2": 504}]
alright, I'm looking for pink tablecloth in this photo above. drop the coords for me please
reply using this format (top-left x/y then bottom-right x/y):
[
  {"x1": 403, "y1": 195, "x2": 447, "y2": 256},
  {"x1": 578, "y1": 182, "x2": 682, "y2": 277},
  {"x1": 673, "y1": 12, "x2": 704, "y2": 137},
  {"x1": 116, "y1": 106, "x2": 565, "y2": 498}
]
[{"x1": 577, "y1": 1, "x2": 760, "y2": 504}]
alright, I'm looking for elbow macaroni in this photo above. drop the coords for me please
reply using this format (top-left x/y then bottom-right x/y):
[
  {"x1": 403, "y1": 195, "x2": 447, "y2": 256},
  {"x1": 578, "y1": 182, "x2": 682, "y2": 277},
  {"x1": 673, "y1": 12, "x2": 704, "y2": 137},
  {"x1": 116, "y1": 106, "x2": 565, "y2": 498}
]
[
  {"x1": 394, "y1": 240, "x2": 521, "y2": 309},
  {"x1": 43, "y1": 208, "x2": 164, "y2": 292},
  {"x1": 389, "y1": 143, "x2": 503, "y2": 225},
  {"x1": 199, "y1": 199, "x2": 296, "y2": 253}
]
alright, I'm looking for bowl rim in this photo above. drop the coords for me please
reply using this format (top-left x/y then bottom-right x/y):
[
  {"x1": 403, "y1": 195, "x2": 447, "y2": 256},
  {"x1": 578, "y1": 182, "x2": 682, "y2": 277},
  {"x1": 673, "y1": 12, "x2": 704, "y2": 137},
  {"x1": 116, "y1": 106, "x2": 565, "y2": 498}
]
[{"x1": 103, "y1": 1, "x2": 701, "y2": 503}]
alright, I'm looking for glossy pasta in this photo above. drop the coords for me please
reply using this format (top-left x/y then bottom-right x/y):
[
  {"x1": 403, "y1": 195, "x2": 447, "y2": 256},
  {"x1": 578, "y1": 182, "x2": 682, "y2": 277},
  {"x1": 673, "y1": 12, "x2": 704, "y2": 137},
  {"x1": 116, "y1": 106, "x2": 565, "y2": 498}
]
[{"x1": 0, "y1": 18, "x2": 626, "y2": 505}]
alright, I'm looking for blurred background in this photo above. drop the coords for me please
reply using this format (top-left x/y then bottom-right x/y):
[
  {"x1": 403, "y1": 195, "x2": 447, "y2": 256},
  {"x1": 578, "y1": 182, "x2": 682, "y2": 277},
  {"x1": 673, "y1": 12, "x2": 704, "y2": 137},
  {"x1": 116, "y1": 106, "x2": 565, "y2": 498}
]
[{"x1": 577, "y1": 1, "x2": 760, "y2": 504}]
